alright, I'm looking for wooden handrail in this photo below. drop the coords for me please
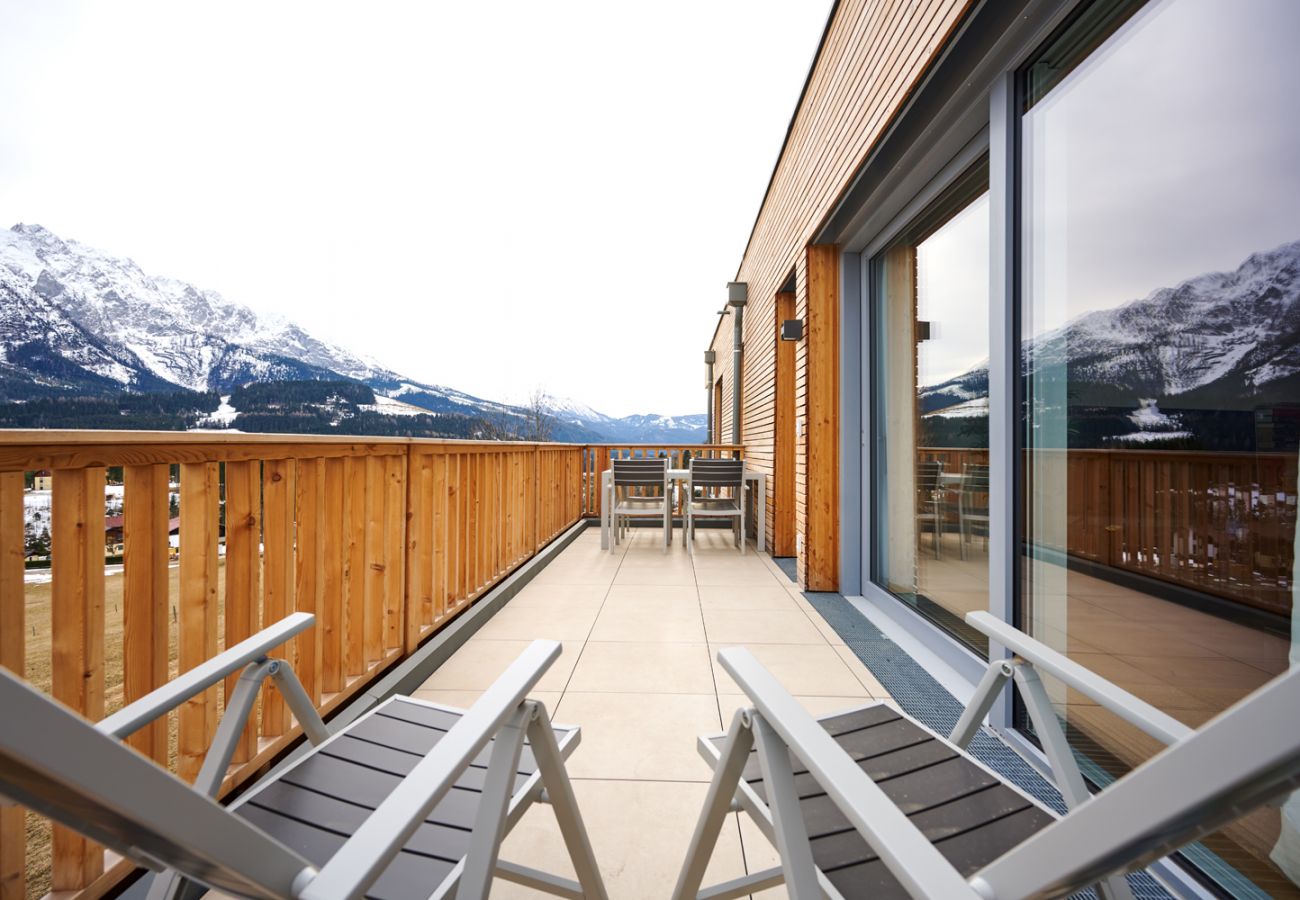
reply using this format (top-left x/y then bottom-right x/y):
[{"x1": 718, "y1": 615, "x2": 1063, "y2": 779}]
[{"x1": 0, "y1": 431, "x2": 591, "y2": 900}]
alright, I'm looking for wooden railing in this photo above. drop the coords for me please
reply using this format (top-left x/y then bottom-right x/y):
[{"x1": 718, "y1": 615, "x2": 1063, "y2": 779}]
[
  {"x1": 579, "y1": 444, "x2": 744, "y2": 517},
  {"x1": 0, "y1": 432, "x2": 587, "y2": 900},
  {"x1": 920, "y1": 446, "x2": 1297, "y2": 617}
]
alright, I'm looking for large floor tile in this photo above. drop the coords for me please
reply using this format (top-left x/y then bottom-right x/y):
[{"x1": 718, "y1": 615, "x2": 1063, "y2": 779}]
[
  {"x1": 716, "y1": 693, "x2": 876, "y2": 724},
  {"x1": 408, "y1": 689, "x2": 563, "y2": 717},
  {"x1": 568, "y1": 642, "x2": 716, "y2": 694},
  {"x1": 507, "y1": 582, "x2": 611, "y2": 608},
  {"x1": 694, "y1": 566, "x2": 785, "y2": 586},
  {"x1": 418, "y1": 638, "x2": 580, "y2": 692},
  {"x1": 708, "y1": 643, "x2": 875, "y2": 697},
  {"x1": 603, "y1": 583, "x2": 700, "y2": 606},
  {"x1": 702, "y1": 608, "x2": 827, "y2": 645},
  {"x1": 831, "y1": 644, "x2": 892, "y2": 698},
  {"x1": 589, "y1": 600, "x2": 706, "y2": 642},
  {"x1": 554, "y1": 692, "x2": 722, "y2": 781},
  {"x1": 494, "y1": 780, "x2": 747, "y2": 900},
  {"x1": 532, "y1": 563, "x2": 622, "y2": 586},
  {"x1": 473, "y1": 602, "x2": 601, "y2": 641},
  {"x1": 612, "y1": 564, "x2": 698, "y2": 586},
  {"x1": 697, "y1": 584, "x2": 801, "y2": 611}
]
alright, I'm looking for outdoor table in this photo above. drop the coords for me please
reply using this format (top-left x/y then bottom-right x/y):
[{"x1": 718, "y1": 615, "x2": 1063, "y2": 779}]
[{"x1": 599, "y1": 467, "x2": 766, "y2": 551}]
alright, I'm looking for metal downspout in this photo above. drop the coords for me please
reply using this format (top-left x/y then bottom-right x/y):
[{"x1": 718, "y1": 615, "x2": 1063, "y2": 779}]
[{"x1": 727, "y1": 283, "x2": 748, "y2": 445}]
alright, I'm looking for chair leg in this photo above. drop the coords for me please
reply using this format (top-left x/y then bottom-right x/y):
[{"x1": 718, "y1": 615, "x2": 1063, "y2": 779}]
[
  {"x1": 671, "y1": 710, "x2": 756, "y2": 900},
  {"x1": 740, "y1": 504, "x2": 746, "y2": 556},
  {"x1": 525, "y1": 710, "x2": 610, "y2": 900},
  {"x1": 460, "y1": 705, "x2": 530, "y2": 900}
]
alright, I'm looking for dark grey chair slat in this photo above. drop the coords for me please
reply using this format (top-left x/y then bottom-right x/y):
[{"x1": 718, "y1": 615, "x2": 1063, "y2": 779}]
[
  {"x1": 237, "y1": 804, "x2": 457, "y2": 900},
  {"x1": 279, "y1": 754, "x2": 484, "y2": 825},
  {"x1": 321, "y1": 737, "x2": 532, "y2": 794},
  {"x1": 356, "y1": 709, "x2": 540, "y2": 771},
  {"x1": 244, "y1": 783, "x2": 474, "y2": 863}
]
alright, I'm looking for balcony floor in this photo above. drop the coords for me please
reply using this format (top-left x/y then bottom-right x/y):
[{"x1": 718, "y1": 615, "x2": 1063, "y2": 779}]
[{"x1": 412, "y1": 526, "x2": 893, "y2": 899}]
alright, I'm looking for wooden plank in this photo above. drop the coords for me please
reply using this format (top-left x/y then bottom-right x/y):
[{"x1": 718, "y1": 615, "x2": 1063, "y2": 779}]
[
  {"x1": 805, "y1": 244, "x2": 840, "y2": 591},
  {"x1": 404, "y1": 452, "x2": 428, "y2": 652},
  {"x1": 178, "y1": 462, "x2": 219, "y2": 784},
  {"x1": 51, "y1": 467, "x2": 108, "y2": 888},
  {"x1": 295, "y1": 458, "x2": 324, "y2": 705},
  {"x1": 0, "y1": 438, "x2": 407, "y2": 473},
  {"x1": 384, "y1": 454, "x2": 405, "y2": 652},
  {"x1": 223, "y1": 459, "x2": 261, "y2": 763},
  {"x1": 430, "y1": 453, "x2": 447, "y2": 623},
  {"x1": 262, "y1": 458, "x2": 296, "y2": 737},
  {"x1": 343, "y1": 457, "x2": 367, "y2": 677},
  {"x1": 363, "y1": 456, "x2": 385, "y2": 665},
  {"x1": 122, "y1": 463, "x2": 170, "y2": 763},
  {"x1": 0, "y1": 471, "x2": 24, "y2": 900},
  {"x1": 321, "y1": 457, "x2": 346, "y2": 693}
]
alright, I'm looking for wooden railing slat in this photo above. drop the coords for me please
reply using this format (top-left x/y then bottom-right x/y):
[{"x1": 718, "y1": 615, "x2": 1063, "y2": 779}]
[
  {"x1": 321, "y1": 457, "x2": 345, "y2": 693},
  {"x1": 261, "y1": 458, "x2": 295, "y2": 736},
  {"x1": 222, "y1": 460, "x2": 261, "y2": 763},
  {"x1": 344, "y1": 457, "x2": 367, "y2": 678},
  {"x1": 0, "y1": 471, "x2": 25, "y2": 900},
  {"x1": 178, "y1": 462, "x2": 219, "y2": 785},
  {"x1": 294, "y1": 458, "x2": 324, "y2": 705},
  {"x1": 122, "y1": 464, "x2": 170, "y2": 764},
  {"x1": 363, "y1": 456, "x2": 384, "y2": 665}
]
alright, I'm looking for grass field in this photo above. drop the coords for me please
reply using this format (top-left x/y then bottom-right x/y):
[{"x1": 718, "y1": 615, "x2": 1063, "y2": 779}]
[{"x1": 20, "y1": 562, "x2": 228, "y2": 900}]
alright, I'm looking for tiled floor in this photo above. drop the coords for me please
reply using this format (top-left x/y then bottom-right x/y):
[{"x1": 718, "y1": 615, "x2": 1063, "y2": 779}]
[{"x1": 413, "y1": 525, "x2": 892, "y2": 899}]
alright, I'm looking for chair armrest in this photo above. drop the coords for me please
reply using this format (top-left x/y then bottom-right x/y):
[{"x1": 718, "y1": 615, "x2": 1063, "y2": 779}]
[
  {"x1": 96, "y1": 612, "x2": 316, "y2": 740},
  {"x1": 966, "y1": 611, "x2": 1193, "y2": 745}
]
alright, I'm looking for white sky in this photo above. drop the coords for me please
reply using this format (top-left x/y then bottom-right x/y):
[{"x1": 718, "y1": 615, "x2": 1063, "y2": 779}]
[{"x1": 0, "y1": 1, "x2": 831, "y2": 418}]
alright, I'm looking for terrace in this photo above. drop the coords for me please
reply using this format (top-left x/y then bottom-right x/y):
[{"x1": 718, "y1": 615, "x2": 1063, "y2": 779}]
[{"x1": 2, "y1": 430, "x2": 1296, "y2": 900}]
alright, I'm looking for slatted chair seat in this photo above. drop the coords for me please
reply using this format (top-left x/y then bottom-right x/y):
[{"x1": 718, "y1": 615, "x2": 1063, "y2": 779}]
[
  {"x1": 232, "y1": 696, "x2": 579, "y2": 900},
  {"x1": 700, "y1": 703, "x2": 1055, "y2": 900},
  {"x1": 0, "y1": 625, "x2": 609, "y2": 900},
  {"x1": 674, "y1": 618, "x2": 1300, "y2": 900}
]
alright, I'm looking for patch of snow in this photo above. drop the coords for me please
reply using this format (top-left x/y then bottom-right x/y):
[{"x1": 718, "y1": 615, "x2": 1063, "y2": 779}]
[
  {"x1": 1108, "y1": 430, "x2": 1194, "y2": 444},
  {"x1": 924, "y1": 397, "x2": 989, "y2": 419},
  {"x1": 363, "y1": 395, "x2": 431, "y2": 417}
]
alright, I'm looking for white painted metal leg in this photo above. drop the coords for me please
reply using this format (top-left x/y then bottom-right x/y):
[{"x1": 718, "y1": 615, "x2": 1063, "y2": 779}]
[
  {"x1": 459, "y1": 705, "x2": 530, "y2": 900},
  {"x1": 671, "y1": 710, "x2": 756, "y2": 900},
  {"x1": 525, "y1": 707, "x2": 609, "y2": 900}
]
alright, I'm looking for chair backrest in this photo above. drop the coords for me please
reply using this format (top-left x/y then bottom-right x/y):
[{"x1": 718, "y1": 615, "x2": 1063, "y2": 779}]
[
  {"x1": 916, "y1": 460, "x2": 943, "y2": 493},
  {"x1": 611, "y1": 457, "x2": 667, "y2": 488},
  {"x1": 960, "y1": 463, "x2": 989, "y2": 493},
  {"x1": 0, "y1": 668, "x2": 311, "y2": 900},
  {"x1": 689, "y1": 457, "x2": 744, "y2": 490},
  {"x1": 975, "y1": 664, "x2": 1300, "y2": 898}
]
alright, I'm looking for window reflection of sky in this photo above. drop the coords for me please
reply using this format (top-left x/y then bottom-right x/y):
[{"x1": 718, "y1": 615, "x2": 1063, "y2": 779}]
[
  {"x1": 1024, "y1": 0, "x2": 1300, "y2": 325},
  {"x1": 917, "y1": 193, "x2": 989, "y2": 387}
]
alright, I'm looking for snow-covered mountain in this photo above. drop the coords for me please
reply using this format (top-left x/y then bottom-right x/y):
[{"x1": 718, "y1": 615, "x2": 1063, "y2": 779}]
[
  {"x1": 0, "y1": 223, "x2": 705, "y2": 441},
  {"x1": 539, "y1": 396, "x2": 706, "y2": 442},
  {"x1": 923, "y1": 239, "x2": 1300, "y2": 424}
]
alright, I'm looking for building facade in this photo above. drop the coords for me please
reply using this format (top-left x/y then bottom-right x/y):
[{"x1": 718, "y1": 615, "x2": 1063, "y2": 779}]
[{"x1": 709, "y1": 0, "x2": 1300, "y2": 894}]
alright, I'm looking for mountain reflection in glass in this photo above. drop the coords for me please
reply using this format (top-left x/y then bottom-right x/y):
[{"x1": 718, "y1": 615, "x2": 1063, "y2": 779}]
[
  {"x1": 1019, "y1": 0, "x2": 1300, "y2": 892},
  {"x1": 871, "y1": 171, "x2": 990, "y2": 656}
]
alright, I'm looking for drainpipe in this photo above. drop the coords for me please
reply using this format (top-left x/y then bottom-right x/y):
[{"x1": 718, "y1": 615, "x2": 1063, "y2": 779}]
[
  {"x1": 703, "y1": 350, "x2": 716, "y2": 439},
  {"x1": 727, "y1": 282, "x2": 748, "y2": 444}
]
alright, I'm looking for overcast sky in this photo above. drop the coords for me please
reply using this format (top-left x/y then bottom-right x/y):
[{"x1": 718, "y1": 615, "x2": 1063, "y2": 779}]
[{"x1": 0, "y1": 1, "x2": 831, "y2": 417}]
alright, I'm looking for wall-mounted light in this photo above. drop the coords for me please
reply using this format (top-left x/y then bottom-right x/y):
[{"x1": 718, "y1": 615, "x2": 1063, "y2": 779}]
[
  {"x1": 780, "y1": 319, "x2": 804, "y2": 341},
  {"x1": 916, "y1": 320, "x2": 932, "y2": 342}
]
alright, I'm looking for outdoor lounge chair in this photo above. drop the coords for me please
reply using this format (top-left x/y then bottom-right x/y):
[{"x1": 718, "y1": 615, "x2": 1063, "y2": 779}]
[
  {"x1": 610, "y1": 456, "x2": 671, "y2": 553},
  {"x1": 0, "y1": 616, "x2": 607, "y2": 900},
  {"x1": 672, "y1": 611, "x2": 1300, "y2": 900},
  {"x1": 685, "y1": 457, "x2": 746, "y2": 555}
]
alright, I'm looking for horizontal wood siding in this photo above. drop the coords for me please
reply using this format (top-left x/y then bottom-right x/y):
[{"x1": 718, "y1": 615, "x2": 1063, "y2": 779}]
[{"x1": 711, "y1": 0, "x2": 973, "y2": 583}]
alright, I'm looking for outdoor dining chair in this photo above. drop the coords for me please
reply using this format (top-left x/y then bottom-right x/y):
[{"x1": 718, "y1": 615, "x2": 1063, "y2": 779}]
[
  {"x1": 957, "y1": 463, "x2": 989, "y2": 560},
  {"x1": 672, "y1": 611, "x2": 1300, "y2": 900},
  {"x1": 610, "y1": 456, "x2": 671, "y2": 553},
  {"x1": 915, "y1": 460, "x2": 945, "y2": 560},
  {"x1": 685, "y1": 456, "x2": 746, "y2": 555},
  {"x1": 0, "y1": 618, "x2": 608, "y2": 900}
]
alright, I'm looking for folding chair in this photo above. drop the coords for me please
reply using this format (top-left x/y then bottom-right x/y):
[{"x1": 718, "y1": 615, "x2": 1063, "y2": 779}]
[
  {"x1": 685, "y1": 457, "x2": 746, "y2": 555},
  {"x1": 610, "y1": 456, "x2": 671, "y2": 553},
  {"x1": 0, "y1": 619, "x2": 607, "y2": 900},
  {"x1": 673, "y1": 612, "x2": 1300, "y2": 900}
]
